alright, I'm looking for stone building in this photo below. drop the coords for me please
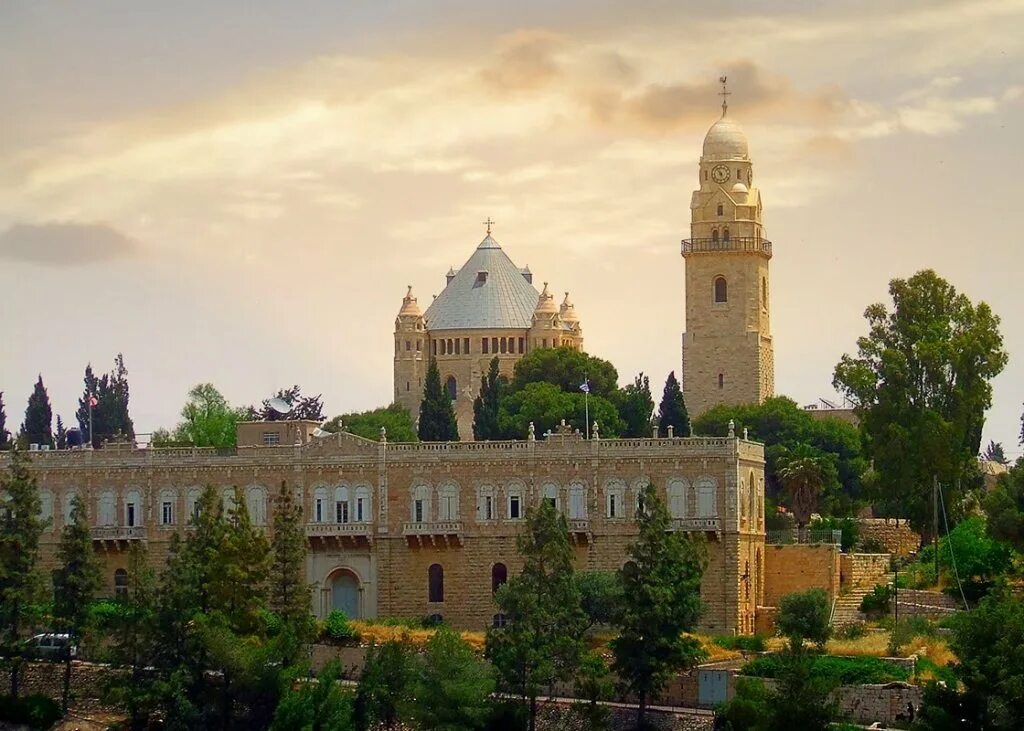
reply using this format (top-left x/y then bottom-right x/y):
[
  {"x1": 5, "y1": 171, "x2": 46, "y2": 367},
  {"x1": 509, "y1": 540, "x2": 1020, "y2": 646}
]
[
  {"x1": 681, "y1": 88, "x2": 774, "y2": 418},
  {"x1": 13, "y1": 421, "x2": 766, "y2": 635},
  {"x1": 393, "y1": 226, "x2": 582, "y2": 439}
]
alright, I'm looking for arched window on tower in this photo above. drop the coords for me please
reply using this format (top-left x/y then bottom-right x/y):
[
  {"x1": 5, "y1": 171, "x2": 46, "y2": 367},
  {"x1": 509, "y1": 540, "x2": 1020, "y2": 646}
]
[
  {"x1": 711, "y1": 229, "x2": 719, "y2": 243},
  {"x1": 445, "y1": 376, "x2": 457, "y2": 401},
  {"x1": 714, "y1": 276, "x2": 728, "y2": 303},
  {"x1": 723, "y1": 228, "x2": 730, "y2": 242},
  {"x1": 718, "y1": 373, "x2": 725, "y2": 390},
  {"x1": 717, "y1": 203, "x2": 724, "y2": 216},
  {"x1": 428, "y1": 564, "x2": 444, "y2": 603},
  {"x1": 762, "y1": 277, "x2": 768, "y2": 309}
]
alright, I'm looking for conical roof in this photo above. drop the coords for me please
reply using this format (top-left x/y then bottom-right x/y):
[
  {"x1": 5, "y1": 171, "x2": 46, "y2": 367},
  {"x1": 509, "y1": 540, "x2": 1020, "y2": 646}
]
[
  {"x1": 423, "y1": 235, "x2": 540, "y2": 330},
  {"x1": 534, "y1": 282, "x2": 558, "y2": 315},
  {"x1": 398, "y1": 285, "x2": 422, "y2": 317},
  {"x1": 559, "y1": 291, "x2": 578, "y2": 322}
]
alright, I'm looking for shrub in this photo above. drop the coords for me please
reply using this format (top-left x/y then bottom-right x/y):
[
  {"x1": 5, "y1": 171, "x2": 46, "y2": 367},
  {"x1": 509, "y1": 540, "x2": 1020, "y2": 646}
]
[
  {"x1": 777, "y1": 589, "x2": 831, "y2": 651},
  {"x1": 809, "y1": 516, "x2": 859, "y2": 552},
  {"x1": 858, "y1": 537, "x2": 888, "y2": 554},
  {"x1": 835, "y1": 622, "x2": 868, "y2": 640},
  {"x1": 742, "y1": 654, "x2": 909, "y2": 685},
  {"x1": 421, "y1": 613, "x2": 445, "y2": 628},
  {"x1": 858, "y1": 584, "x2": 891, "y2": 619},
  {"x1": 323, "y1": 610, "x2": 360, "y2": 643},
  {"x1": 0, "y1": 693, "x2": 62, "y2": 728},
  {"x1": 713, "y1": 676, "x2": 770, "y2": 730},
  {"x1": 712, "y1": 634, "x2": 767, "y2": 653}
]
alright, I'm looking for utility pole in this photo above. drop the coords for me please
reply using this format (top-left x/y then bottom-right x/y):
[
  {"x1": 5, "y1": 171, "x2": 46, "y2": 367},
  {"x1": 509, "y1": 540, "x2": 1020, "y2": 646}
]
[{"x1": 933, "y1": 475, "x2": 939, "y2": 582}]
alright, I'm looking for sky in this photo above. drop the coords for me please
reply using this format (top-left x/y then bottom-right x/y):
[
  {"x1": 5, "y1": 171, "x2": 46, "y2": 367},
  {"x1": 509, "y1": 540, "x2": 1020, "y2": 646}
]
[{"x1": 1, "y1": 0, "x2": 1022, "y2": 454}]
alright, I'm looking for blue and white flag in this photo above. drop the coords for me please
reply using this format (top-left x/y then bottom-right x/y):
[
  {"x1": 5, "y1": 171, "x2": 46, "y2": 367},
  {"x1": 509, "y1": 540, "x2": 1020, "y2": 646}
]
[{"x1": 579, "y1": 380, "x2": 590, "y2": 394}]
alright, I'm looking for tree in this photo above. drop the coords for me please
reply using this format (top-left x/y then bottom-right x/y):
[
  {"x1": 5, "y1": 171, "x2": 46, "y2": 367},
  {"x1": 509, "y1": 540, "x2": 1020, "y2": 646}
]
[
  {"x1": 54, "y1": 416, "x2": 67, "y2": 450},
  {"x1": 486, "y1": 499, "x2": 587, "y2": 731},
  {"x1": 510, "y1": 346, "x2": 619, "y2": 397},
  {"x1": 576, "y1": 571, "x2": 624, "y2": 630},
  {"x1": 268, "y1": 481, "x2": 312, "y2": 658},
  {"x1": 613, "y1": 372, "x2": 655, "y2": 438},
  {"x1": 0, "y1": 392, "x2": 11, "y2": 449},
  {"x1": 75, "y1": 355, "x2": 136, "y2": 448},
  {"x1": 497, "y1": 381, "x2": 624, "y2": 439},
  {"x1": 983, "y1": 440, "x2": 1008, "y2": 465},
  {"x1": 0, "y1": 446, "x2": 45, "y2": 697},
  {"x1": 21, "y1": 375, "x2": 53, "y2": 448},
  {"x1": 985, "y1": 464, "x2": 1024, "y2": 551},
  {"x1": 714, "y1": 676, "x2": 770, "y2": 731},
  {"x1": 934, "y1": 516, "x2": 1011, "y2": 600},
  {"x1": 323, "y1": 403, "x2": 418, "y2": 443},
  {"x1": 657, "y1": 371, "x2": 690, "y2": 438},
  {"x1": 405, "y1": 627, "x2": 494, "y2": 731},
  {"x1": 52, "y1": 494, "x2": 102, "y2": 712},
  {"x1": 776, "y1": 589, "x2": 831, "y2": 653},
  {"x1": 611, "y1": 483, "x2": 707, "y2": 728},
  {"x1": 472, "y1": 357, "x2": 504, "y2": 441},
  {"x1": 418, "y1": 358, "x2": 459, "y2": 442},
  {"x1": 776, "y1": 448, "x2": 827, "y2": 537},
  {"x1": 355, "y1": 639, "x2": 414, "y2": 731},
  {"x1": 764, "y1": 652, "x2": 837, "y2": 731},
  {"x1": 573, "y1": 652, "x2": 615, "y2": 731},
  {"x1": 833, "y1": 270, "x2": 1008, "y2": 540},
  {"x1": 253, "y1": 385, "x2": 325, "y2": 422},
  {"x1": 164, "y1": 384, "x2": 246, "y2": 448},
  {"x1": 272, "y1": 660, "x2": 354, "y2": 731}
]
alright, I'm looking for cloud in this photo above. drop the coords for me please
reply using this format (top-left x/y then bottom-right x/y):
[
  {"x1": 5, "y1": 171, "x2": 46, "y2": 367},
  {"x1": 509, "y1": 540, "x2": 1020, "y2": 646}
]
[
  {"x1": 0, "y1": 222, "x2": 138, "y2": 266},
  {"x1": 479, "y1": 29, "x2": 565, "y2": 92}
]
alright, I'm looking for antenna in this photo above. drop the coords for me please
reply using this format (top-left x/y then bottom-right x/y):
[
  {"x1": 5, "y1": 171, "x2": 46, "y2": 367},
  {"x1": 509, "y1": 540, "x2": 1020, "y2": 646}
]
[{"x1": 267, "y1": 397, "x2": 292, "y2": 416}]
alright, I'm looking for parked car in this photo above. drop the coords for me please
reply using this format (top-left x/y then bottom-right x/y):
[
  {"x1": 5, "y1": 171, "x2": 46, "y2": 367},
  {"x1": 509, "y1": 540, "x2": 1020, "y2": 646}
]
[{"x1": 23, "y1": 633, "x2": 77, "y2": 661}]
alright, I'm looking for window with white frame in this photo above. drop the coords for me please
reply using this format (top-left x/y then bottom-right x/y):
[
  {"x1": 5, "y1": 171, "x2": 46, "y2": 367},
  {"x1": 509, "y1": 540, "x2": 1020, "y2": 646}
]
[
  {"x1": 477, "y1": 485, "x2": 496, "y2": 522},
  {"x1": 62, "y1": 491, "x2": 79, "y2": 526},
  {"x1": 605, "y1": 480, "x2": 626, "y2": 519},
  {"x1": 39, "y1": 491, "x2": 54, "y2": 528},
  {"x1": 262, "y1": 431, "x2": 281, "y2": 446},
  {"x1": 186, "y1": 488, "x2": 202, "y2": 523},
  {"x1": 697, "y1": 478, "x2": 716, "y2": 517},
  {"x1": 412, "y1": 484, "x2": 432, "y2": 523},
  {"x1": 335, "y1": 486, "x2": 350, "y2": 524},
  {"x1": 354, "y1": 486, "x2": 371, "y2": 523},
  {"x1": 507, "y1": 482, "x2": 524, "y2": 520},
  {"x1": 159, "y1": 489, "x2": 175, "y2": 526},
  {"x1": 667, "y1": 479, "x2": 688, "y2": 519},
  {"x1": 247, "y1": 485, "x2": 267, "y2": 526},
  {"x1": 313, "y1": 486, "x2": 329, "y2": 523},
  {"x1": 542, "y1": 482, "x2": 559, "y2": 512},
  {"x1": 438, "y1": 483, "x2": 459, "y2": 521},
  {"x1": 568, "y1": 482, "x2": 587, "y2": 520},
  {"x1": 98, "y1": 490, "x2": 116, "y2": 526}
]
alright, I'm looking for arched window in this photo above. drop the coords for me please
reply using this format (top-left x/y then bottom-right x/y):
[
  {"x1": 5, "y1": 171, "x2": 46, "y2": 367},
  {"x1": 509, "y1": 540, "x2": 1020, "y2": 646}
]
[
  {"x1": 714, "y1": 276, "x2": 728, "y2": 303},
  {"x1": 438, "y1": 482, "x2": 459, "y2": 521},
  {"x1": 114, "y1": 569, "x2": 128, "y2": 598},
  {"x1": 491, "y1": 563, "x2": 507, "y2": 594},
  {"x1": 124, "y1": 490, "x2": 142, "y2": 527},
  {"x1": 762, "y1": 277, "x2": 768, "y2": 309},
  {"x1": 247, "y1": 485, "x2": 267, "y2": 526},
  {"x1": 98, "y1": 490, "x2": 116, "y2": 526},
  {"x1": 568, "y1": 482, "x2": 587, "y2": 519},
  {"x1": 723, "y1": 228, "x2": 730, "y2": 242},
  {"x1": 222, "y1": 487, "x2": 237, "y2": 515},
  {"x1": 718, "y1": 373, "x2": 725, "y2": 389},
  {"x1": 186, "y1": 487, "x2": 202, "y2": 523},
  {"x1": 696, "y1": 477, "x2": 716, "y2": 517},
  {"x1": 667, "y1": 479, "x2": 688, "y2": 519},
  {"x1": 605, "y1": 479, "x2": 626, "y2": 519},
  {"x1": 542, "y1": 483, "x2": 559, "y2": 512},
  {"x1": 711, "y1": 229, "x2": 719, "y2": 243},
  {"x1": 476, "y1": 484, "x2": 496, "y2": 522},
  {"x1": 428, "y1": 564, "x2": 444, "y2": 603},
  {"x1": 313, "y1": 486, "x2": 329, "y2": 523},
  {"x1": 412, "y1": 484, "x2": 432, "y2": 523},
  {"x1": 39, "y1": 491, "x2": 54, "y2": 528},
  {"x1": 716, "y1": 203, "x2": 724, "y2": 216},
  {"x1": 335, "y1": 486, "x2": 350, "y2": 524},
  {"x1": 354, "y1": 485, "x2": 372, "y2": 523},
  {"x1": 445, "y1": 376, "x2": 457, "y2": 401},
  {"x1": 62, "y1": 491, "x2": 79, "y2": 526}
]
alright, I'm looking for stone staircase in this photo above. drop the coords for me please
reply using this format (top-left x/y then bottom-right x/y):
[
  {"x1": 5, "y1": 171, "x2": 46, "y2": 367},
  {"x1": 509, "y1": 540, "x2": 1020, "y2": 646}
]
[{"x1": 831, "y1": 573, "x2": 894, "y2": 628}]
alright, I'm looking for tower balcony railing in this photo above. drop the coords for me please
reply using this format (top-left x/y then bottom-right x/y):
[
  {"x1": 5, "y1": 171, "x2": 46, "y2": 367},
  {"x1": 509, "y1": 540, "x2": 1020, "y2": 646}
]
[{"x1": 681, "y1": 237, "x2": 772, "y2": 257}]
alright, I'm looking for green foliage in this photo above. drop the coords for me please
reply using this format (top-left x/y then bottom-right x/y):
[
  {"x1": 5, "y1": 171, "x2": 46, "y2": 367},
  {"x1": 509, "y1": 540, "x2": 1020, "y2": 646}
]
[
  {"x1": 764, "y1": 653, "x2": 838, "y2": 731},
  {"x1": 271, "y1": 661, "x2": 354, "y2": 731},
  {"x1": 776, "y1": 589, "x2": 831, "y2": 652},
  {"x1": 0, "y1": 446, "x2": 45, "y2": 698},
  {"x1": 834, "y1": 622, "x2": 868, "y2": 640},
  {"x1": 575, "y1": 571, "x2": 624, "y2": 629},
  {"x1": 54, "y1": 416, "x2": 66, "y2": 450},
  {"x1": 859, "y1": 584, "x2": 892, "y2": 619},
  {"x1": 833, "y1": 270, "x2": 1008, "y2": 538},
  {"x1": 355, "y1": 639, "x2": 414, "y2": 731},
  {"x1": 984, "y1": 462, "x2": 1024, "y2": 551},
  {"x1": 742, "y1": 653, "x2": 909, "y2": 685},
  {"x1": 656, "y1": 371, "x2": 690, "y2": 437},
  {"x1": 404, "y1": 627, "x2": 495, "y2": 731},
  {"x1": 473, "y1": 357, "x2": 504, "y2": 441},
  {"x1": 912, "y1": 681, "x2": 988, "y2": 731},
  {"x1": 0, "y1": 693, "x2": 62, "y2": 728},
  {"x1": 712, "y1": 635, "x2": 767, "y2": 653},
  {"x1": 983, "y1": 440, "x2": 1008, "y2": 465},
  {"x1": 611, "y1": 484, "x2": 708, "y2": 727},
  {"x1": 713, "y1": 676, "x2": 770, "y2": 731},
  {"x1": 915, "y1": 516, "x2": 1011, "y2": 600},
  {"x1": 776, "y1": 447, "x2": 828, "y2": 529},
  {"x1": 497, "y1": 382, "x2": 623, "y2": 439},
  {"x1": 694, "y1": 397, "x2": 867, "y2": 518},
  {"x1": 486, "y1": 499, "x2": 587, "y2": 730},
  {"x1": 808, "y1": 516, "x2": 859, "y2": 552},
  {"x1": 510, "y1": 346, "x2": 619, "y2": 397},
  {"x1": 323, "y1": 403, "x2": 418, "y2": 443},
  {"x1": 20, "y1": 376, "x2": 53, "y2": 449},
  {"x1": 75, "y1": 354, "x2": 135, "y2": 448},
  {"x1": 0, "y1": 391, "x2": 10, "y2": 449},
  {"x1": 253, "y1": 385, "x2": 325, "y2": 422},
  {"x1": 154, "y1": 383, "x2": 247, "y2": 448},
  {"x1": 419, "y1": 358, "x2": 459, "y2": 442},
  {"x1": 268, "y1": 481, "x2": 313, "y2": 654},
  {"x1": 572, "y1": 652, "x2": 614, "y2": 731},
  {"x1": 612, "y1": 372, "x2": 655, "y2": 438},
  {"x1": 324, "y1": 611, "x2": 360, "y2": 643}
]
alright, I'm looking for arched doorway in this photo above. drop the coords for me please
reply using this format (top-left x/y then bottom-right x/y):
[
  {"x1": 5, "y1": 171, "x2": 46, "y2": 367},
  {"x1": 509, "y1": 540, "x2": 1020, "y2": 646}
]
[{"x1": 330, "y1": 570, "x2": 361, "y2": 619}]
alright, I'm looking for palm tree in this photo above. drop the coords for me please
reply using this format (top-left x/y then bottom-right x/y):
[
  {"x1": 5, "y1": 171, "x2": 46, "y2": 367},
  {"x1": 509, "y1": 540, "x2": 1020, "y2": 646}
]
[{"x1": 777, "y1": 453, "x2": 826, "y2": 542}]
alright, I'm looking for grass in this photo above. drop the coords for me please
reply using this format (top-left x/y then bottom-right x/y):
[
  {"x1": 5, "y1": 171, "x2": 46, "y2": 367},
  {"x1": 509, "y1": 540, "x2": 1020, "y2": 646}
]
[
  {"x1": 350, "y1": 621, "x2": 486, "y2": 651},
  {"x1": 742, "y1": 654, "x2": 911, "y2": 685}
]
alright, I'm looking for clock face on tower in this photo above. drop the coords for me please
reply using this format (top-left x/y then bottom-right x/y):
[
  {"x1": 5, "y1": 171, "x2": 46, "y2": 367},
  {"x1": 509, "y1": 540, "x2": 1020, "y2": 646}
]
[{"x1": 711, "y1": 165, "x2": 730, "y2": 184}]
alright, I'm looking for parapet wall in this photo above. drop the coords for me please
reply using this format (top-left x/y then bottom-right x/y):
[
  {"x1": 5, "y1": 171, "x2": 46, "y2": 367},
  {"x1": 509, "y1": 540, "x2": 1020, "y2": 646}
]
[{"x1": 762, "y1": 544, "x2": 840, "y2": 607}]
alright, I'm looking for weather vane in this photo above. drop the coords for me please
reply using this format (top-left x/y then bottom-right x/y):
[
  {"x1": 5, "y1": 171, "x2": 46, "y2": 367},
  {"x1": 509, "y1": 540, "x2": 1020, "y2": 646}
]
[{"x1": 719, "y1": 75, "x2": 730, "y2": 116}]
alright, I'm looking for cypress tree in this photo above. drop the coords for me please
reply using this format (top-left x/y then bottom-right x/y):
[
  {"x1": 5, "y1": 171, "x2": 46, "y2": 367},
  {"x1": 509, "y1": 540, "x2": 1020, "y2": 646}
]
[
  {"x1": 0, "y1": 446, "x2": 45, "y2": 697},
  {"x1": 55, "y1": 416, "x2": 67, "y2": 450},
  {"x1": 75, "y1": 355, "x2": 135, "y2": 448},
  {"x1": 76, "y1": 364, "x2": 102, "y2": 448},
  {"x1": 657, "y1": 371, "x2": 691, "y2": 437},
  {"x1": 269, "y1": 480, "x2": 312, "y2": 656},
  {"x1": 53, "y1": 494, "x2": 102, "y2": 711},
  {"x1": 0, "y1": 391, "x2": 10, "y2": 449},
  {"x1": 418, "y1": 358, "x2": 459, "y2": 442},
  {"x1": 611, "y1": 483, "x2": 708, "y2": 728},
  {"x1": 472, "y1": 357, "x2": 502, "y2": 441},
  {"x1": 21, "y1": 375, "x2": 53, "y2": 448}
]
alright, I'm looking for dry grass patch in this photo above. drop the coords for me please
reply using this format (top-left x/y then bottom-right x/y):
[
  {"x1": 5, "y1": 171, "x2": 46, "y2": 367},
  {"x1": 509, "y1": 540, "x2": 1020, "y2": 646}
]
[{"x1": 350, "y1": 621, "x2": 486, "y2": 651}]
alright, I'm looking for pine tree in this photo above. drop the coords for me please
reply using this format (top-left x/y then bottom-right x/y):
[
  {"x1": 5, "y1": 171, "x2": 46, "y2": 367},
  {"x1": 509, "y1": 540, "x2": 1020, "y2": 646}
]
[
  {"x1": 611, "y1": 483, "x2": 708, "y2": 728},
  {"x1": 55, "y1": 416, "x2": 67, "y2": 450},
  {"x1": 0, "y1": 446, "x2": 45, "y2": 697},
  {"x1": 418, "y1": 358, "x2": 459, "y2": 442},
  {"x1": 269, "y1": 481, "x2": 312, "y2": 655},
  {"x1": 0, "y1": 391, "x2": 10, "y2": 449},
  {"x1": 472, "y1": 357, "x2": 502, "y2": 441},
  {"x1": 75, "y1": 355, "x2": 136, "y2": 448},
  {"x1": 53, "y1": 494, "x2": 102, "y2": 711},
  {"x1": 614, "y1": 372, "x2": 655, "y2": 437},
  {"x1": 76, "y1": 364, "x2": 103, "y2": 448},
  {"x1": 210, "y1": 486, "x2": 270, "y2": 635},
  {"x1": 21, "y1": 375, "x2": 53, "y2": 448},
  {"x1": 106, "y1": 353, "x2": 135, "y2": 441},
  {"x1": 486, "y1": 500, "x2": 587, "y2": 731},
  {"x1": 405, "y1": 627, "x2": 495, "y2": 730},
  {"x1": 657, "y1": 371, "x2": 691, "y2": 437}
]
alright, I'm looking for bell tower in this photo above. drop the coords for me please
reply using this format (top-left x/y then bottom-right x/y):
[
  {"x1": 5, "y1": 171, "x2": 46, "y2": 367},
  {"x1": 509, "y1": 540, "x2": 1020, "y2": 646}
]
[{"x1": 681, "y1": 78, "x2": 774, "y2": 418}]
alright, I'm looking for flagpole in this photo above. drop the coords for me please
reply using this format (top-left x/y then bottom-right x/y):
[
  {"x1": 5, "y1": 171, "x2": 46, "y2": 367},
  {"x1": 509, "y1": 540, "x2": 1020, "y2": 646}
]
[{"x1": 584, "y1": 376, "x2": 589, "y2": 440}]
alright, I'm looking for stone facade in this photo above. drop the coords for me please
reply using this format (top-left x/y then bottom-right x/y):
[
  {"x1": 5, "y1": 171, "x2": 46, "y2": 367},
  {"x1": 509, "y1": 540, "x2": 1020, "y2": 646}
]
[
  {"x1": 761, "y1": 544, "x2": 840, "y2": 608},
  {"x1": 681, "y1": 102, "x2": 773, "y2": 418},
  {"x1": 840, "y1": 553, "x2": 891, "y2": 592},
  {"x1": 11, "y1": 425, "x2": 765, "y2": 635},
  {"x1": 857, "y1": 518, "x2": 921, "y2": 556}
]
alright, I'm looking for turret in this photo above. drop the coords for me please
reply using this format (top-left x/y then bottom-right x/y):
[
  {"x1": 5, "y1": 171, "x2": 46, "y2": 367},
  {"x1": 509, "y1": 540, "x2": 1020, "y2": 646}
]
[{"x1": 394, "y1": 286, "x2": 426, "y2": 410}]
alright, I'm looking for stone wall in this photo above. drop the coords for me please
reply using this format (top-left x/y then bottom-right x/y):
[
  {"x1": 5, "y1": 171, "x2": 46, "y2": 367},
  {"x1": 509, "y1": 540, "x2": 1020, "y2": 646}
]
[
  {"x1": 835, "y1": 683, "x2": 922, "y2": 725},
  {"x1": 857, "y1": 518, "x2": 920, "y2": 556},
  {"x1": 896, "y1": 589, "x2": 962, "y2": 618},
  {"x1": 840, "y1": 553, "x2": 890, "y2": 592},
  {"x1": 762, "y1": 544, "x2": 840, "y2": 608}
]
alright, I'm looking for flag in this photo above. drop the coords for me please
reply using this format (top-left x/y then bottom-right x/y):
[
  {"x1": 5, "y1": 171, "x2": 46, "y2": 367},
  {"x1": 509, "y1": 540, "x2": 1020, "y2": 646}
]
[
  {"x1": 579, "y1": 380, "x2": 590, "y2": 394},
  {"x1": 88, "y1": 394, "x2": 98, "y2": 407}
]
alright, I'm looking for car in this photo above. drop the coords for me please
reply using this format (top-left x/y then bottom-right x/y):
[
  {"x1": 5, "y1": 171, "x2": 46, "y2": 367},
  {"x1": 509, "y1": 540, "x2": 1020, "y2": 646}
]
[{"x1": 23, "y1": 633, "x2": 77, "y2": 661}]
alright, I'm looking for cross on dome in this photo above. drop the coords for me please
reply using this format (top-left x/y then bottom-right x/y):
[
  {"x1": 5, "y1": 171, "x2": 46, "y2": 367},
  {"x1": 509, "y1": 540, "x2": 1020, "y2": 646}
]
[{"x1": 719, "y1": 75, "x2": 730, "y2": 117}]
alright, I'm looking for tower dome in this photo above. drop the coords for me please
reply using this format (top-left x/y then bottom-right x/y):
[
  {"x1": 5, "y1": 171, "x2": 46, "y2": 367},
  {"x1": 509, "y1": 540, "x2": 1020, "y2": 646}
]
[
  {"x1": 534, "y1": 282, "x2": 558, "y2": 316},
  {"x1": 398, "y1": 285, "x2": 423, "y2": 318},
  {"x1": 559, "y1": 291, "x2": 579, "y2": 323},
  {"x1": 702, "y1": 116, "x2": 749, "y2": 161}
]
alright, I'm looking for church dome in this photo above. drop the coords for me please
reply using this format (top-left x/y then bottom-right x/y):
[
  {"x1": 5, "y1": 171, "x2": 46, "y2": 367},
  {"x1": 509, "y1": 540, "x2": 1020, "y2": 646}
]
[
  {"x1": 702, "y1": 116, "x2": 749, "y2": 161},
  {"x1": 731, "y1": 181, "x2": 749, "y2": 194}
]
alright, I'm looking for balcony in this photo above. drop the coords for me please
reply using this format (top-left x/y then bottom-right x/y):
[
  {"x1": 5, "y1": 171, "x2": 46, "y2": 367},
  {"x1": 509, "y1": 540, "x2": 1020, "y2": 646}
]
[
  {"x1": 402, "y1": 521, "x2": 464, "y2": 547},
  {"x1": 567, "y1": 519, "x2": 590, "y2": 544},
  {"x1": 305, "y1": 521, "x2": 374, "y2": 547},
  {"x1": 91, "y1": 526, "x2": 147, "y2": 547},
  {"x1": 681, "y1": 237, "x2": 772, "y2": 258},
  {"x1": 670, "y1": 517, "x2": 722, "y2": 534}
]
